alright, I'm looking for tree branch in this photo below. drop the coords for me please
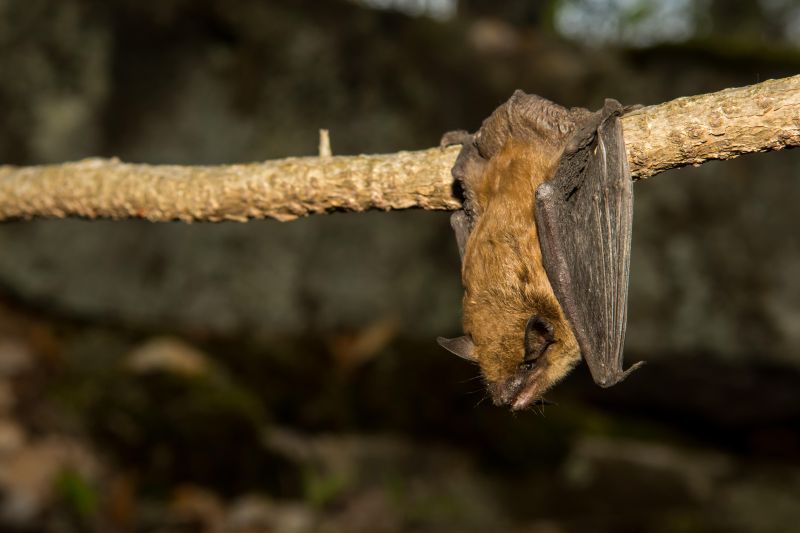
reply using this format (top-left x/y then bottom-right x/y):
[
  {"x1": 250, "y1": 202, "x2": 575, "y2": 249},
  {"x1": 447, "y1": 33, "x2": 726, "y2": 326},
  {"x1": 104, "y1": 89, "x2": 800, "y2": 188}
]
[{"x1": 1, "y1": 75, "x2": 798, "y2": 223}]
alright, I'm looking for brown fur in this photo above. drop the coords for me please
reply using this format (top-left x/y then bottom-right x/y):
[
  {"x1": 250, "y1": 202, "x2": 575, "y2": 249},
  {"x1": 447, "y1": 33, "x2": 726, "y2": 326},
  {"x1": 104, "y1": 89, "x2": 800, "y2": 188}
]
[{"x1": 461, "y1": 136, "x2": 581, "y2": 399}]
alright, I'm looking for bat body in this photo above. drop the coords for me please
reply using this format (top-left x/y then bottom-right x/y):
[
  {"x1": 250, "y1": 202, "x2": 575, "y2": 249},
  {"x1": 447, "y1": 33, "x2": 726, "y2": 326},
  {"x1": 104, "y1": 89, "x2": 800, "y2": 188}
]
[{"x1": 438, "y1": 91, "x2": 642, "y2": 410}]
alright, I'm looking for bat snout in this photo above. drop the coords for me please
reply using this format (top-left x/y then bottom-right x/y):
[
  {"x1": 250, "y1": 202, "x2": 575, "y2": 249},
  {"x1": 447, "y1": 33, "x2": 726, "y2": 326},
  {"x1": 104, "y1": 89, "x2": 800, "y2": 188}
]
[{"x1": 488, "y1": 368, "x2": 545, "y2": 411}]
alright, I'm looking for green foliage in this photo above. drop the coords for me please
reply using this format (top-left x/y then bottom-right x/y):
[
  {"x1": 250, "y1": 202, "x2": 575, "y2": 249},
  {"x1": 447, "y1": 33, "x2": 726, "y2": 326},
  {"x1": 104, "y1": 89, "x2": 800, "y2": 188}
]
[{"x1": 55, "y1": 468, "x2": 98, "y2": 522}]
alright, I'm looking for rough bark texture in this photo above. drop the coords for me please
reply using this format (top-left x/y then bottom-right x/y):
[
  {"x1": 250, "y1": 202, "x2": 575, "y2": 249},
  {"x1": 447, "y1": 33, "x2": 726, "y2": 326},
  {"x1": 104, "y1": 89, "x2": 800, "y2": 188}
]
[
  {"x1": 1, "y1": 76, "x2": 798, "y2": 222},
  {"x1": 623, "y1": 75, "x2": 800, "y2": 178},
  {"x1": 0, "y1": 150, "x2": 461, "y2": 222}
]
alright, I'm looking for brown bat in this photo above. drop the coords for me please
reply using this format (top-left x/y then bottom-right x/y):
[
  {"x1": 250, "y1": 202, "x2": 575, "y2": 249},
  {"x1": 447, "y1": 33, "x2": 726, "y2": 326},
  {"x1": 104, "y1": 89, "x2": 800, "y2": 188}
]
[{"x1": 438, "y1": 91, "x2": 643, "y2": 411}]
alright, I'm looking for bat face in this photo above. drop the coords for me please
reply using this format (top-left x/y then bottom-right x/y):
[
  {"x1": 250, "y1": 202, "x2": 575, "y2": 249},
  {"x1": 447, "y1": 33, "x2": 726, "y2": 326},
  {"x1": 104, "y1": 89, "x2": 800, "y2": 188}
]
[
  {"x1": 471, "y1": 307, "x2": 582, "y2": 411},
  {"x1": 439, "y1": 268, "x2": 581, "y2": 410},
  {"x1": 439, "y1": 311, "x2": 581, "y2": 411}
]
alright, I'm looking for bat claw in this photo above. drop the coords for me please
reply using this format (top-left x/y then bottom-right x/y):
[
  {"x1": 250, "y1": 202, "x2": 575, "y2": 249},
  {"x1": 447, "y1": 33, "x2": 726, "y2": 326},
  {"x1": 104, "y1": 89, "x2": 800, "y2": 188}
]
[
  {"x1": 597, "y1": 360, "x2": 646, "y2": 388},
  {"x1": 440, "y1": 130, "x2": 472, "y2": 149}
]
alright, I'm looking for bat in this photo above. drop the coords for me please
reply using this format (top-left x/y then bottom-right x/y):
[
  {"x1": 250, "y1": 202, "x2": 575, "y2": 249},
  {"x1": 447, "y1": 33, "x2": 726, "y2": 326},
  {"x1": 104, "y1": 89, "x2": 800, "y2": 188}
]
[{"x1": 438, "y1": 91, "x2": 643, "y2": 410}]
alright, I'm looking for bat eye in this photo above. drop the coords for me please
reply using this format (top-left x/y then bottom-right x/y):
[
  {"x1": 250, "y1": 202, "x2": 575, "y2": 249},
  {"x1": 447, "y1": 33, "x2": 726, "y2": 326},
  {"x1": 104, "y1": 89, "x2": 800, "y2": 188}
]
[{"x1": 522, "y1": 315, "x2": 555, "y2": 368}]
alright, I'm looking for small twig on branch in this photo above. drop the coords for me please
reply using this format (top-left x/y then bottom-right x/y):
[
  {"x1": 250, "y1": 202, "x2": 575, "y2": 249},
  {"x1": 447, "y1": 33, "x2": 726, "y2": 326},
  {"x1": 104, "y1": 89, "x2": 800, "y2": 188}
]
[
  {"x1": 1, "y1": 76, "x2": 799, "y2": 223},
  {"x1": 318, "y1": 129, "x2": 332, "y2": 158}
]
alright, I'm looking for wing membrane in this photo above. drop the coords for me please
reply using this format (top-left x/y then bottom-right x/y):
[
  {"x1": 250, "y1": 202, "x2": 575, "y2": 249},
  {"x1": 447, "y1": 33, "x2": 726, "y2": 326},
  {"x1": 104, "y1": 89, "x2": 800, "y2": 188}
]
[{"x1": 535, "y1": 101, "x2": 643, "y2": 387}]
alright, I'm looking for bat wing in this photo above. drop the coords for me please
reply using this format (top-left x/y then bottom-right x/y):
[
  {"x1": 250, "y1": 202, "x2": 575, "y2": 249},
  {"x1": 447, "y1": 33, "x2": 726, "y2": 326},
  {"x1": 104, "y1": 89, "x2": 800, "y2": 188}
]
[{"x1": 534, "y1": 99, "x2": 644, "y2": 388}]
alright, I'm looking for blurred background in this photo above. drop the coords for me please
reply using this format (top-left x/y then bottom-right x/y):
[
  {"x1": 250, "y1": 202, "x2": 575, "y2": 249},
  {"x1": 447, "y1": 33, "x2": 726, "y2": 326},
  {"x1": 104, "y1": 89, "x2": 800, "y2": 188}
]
[{"x1": 1, "y1": 0, "x2": 800, "y2": 531}]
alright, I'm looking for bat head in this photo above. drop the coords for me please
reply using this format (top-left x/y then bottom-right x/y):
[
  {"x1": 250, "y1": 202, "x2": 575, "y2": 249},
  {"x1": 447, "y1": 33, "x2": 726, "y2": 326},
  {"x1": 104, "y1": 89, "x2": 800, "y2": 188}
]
[
  {"x1": 468, "y1": 294, "x2": 580, "y2": 411},
  {"x1": 439, "y1": 222, "x2": 582, "y2": 411}
]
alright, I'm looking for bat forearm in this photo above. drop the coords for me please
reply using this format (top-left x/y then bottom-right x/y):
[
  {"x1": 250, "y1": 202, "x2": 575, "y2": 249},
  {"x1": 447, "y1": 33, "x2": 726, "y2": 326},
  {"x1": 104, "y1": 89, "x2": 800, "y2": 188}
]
[{"x1": 1, "y1": 76, "x2": 799, "y2": 222}]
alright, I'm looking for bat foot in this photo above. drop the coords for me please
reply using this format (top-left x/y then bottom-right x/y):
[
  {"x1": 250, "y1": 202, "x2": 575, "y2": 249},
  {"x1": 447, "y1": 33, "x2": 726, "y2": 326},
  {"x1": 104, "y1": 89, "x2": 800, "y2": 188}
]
[
  {"x1": 596, "y1": 360, "x2": 646, "y2": 388},
  {"x1": 440, "y1": 130, "x2": 472, "y2": 148}
]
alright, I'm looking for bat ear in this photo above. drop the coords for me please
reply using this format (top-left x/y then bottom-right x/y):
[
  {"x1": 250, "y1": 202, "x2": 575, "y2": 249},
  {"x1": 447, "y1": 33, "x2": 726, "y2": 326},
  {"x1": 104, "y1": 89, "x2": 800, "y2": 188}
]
[
  {"x1": 437, "y1": 335, "x2": 477, "y2": 362},
  {"x1": 524, "y1": 316, "x2": 555, "y2": 361}
]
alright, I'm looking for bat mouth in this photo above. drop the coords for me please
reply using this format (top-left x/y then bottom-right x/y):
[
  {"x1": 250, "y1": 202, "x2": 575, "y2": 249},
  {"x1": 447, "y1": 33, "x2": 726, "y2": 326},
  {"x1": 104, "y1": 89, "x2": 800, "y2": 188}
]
[
  {"x1": 490, "y1": 367, "x2": 546, "y2": 411},
  {"x1": 511, "y1": 369, "x2": 545, "y2": 411}
]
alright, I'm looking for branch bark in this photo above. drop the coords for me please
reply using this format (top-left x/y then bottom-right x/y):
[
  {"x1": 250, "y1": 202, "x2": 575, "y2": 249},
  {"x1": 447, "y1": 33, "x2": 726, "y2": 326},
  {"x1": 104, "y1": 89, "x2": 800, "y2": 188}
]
[{"x1": 1, "y1": 75, "x2": 799, "y2": 223}]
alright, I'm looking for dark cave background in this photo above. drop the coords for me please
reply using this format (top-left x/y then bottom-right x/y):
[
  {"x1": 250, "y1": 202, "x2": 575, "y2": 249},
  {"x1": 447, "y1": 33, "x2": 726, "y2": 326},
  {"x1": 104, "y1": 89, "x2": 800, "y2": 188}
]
[{"x1": 1, "y1": 1, "x2": 800, "y2": 531}]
